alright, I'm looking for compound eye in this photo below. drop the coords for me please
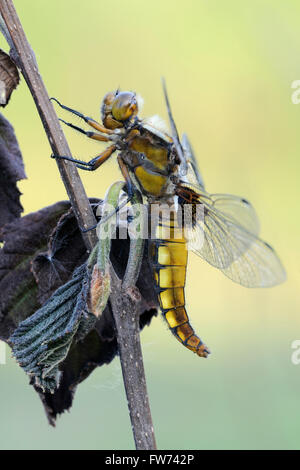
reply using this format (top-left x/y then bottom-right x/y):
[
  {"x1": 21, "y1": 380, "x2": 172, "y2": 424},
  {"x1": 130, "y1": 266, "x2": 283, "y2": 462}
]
[{"x1": 111, "y1": 91, "x2": 138, "y2": 121}]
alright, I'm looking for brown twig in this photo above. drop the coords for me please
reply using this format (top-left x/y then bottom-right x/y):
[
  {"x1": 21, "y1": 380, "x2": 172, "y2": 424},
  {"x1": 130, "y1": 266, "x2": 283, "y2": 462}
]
[
  {"x1": 0, "y1": 0, "x2": 156, "y2": 450},
  {"x1": 110, "y1": 270, "x2": 157, "y2": 449}
]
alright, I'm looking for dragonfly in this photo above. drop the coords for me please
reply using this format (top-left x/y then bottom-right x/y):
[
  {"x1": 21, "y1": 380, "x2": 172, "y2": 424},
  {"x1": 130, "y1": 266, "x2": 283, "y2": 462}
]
[{"x1": 51, "y1": 81, "x2": 286, "y2": 358}]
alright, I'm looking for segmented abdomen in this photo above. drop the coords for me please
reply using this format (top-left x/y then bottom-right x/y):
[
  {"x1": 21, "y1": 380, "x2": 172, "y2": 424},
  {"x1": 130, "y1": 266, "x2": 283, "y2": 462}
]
[{"x1": 149, "y1": 209, "x2": 210, "y2": 357}]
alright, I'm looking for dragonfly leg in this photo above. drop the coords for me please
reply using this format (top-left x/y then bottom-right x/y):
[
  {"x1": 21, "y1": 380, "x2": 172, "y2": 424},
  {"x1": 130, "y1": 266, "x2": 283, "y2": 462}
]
[
  {"x1": 51, "y1": 144, "x2": 117, "y2": 171},
  {"x1": 81, "y1": 185, "x2": 135, "y2": 234},
  {"x1": 51, "y1": 97, "x2": 114, "y2": 134},
  {"x1": 117, "y1": 154, "x2": 135, "y2": 198},
  {"x1": 59, "y1": 118, "x2": 110, "y2": 142},
  {"x1": 82, "y1": 180, "x2": 139, "y2": 234},
  {"x1": 92, "y1": 157, "x2": 138, "y2": 231},
  {"x1": 93, "y1": 193, "x2": 133, "y2": 231},
  {"x1": 92, "y1": 172, "x2": 139, "y2": 234}
]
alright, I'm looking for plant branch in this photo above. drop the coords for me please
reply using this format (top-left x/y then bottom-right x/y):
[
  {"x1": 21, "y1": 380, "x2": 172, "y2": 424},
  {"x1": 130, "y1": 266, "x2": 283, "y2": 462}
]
[
  {"x1": 110, "y1": 269, "x2": 157, "y2": 450},
  {"x1": 0, "y1": 0, "x2": 156, "y2": 450}
]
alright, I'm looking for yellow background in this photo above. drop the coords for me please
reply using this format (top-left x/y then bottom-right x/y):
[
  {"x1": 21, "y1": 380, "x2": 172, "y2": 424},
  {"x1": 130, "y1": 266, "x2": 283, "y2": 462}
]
[{"x1": 0, "y1": 0, "x2": 299, "y2": 450}]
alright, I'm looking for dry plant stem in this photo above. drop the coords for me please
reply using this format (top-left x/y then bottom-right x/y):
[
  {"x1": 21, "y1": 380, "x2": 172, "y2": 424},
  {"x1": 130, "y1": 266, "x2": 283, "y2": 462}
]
[
  {"x1": 0, "y1": 0, "x2": 97, "y2": 251},
  {"x1": 0, "y1": 0, "x2": 156, "y2": 450},
  {"x1": 110, "y1": 268, "x2": 157, "y2": 450}
]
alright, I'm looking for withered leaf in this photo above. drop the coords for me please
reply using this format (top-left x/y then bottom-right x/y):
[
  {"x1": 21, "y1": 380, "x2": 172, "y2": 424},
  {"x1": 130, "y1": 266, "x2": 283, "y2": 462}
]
[
  {"x1": 10, "y1": 263, "x2": 95, "y2": 394},
  {"x1": 39, "y1": 223, "x2": 158, "y2": 425},
  {"x1": 0, "y1": 48, "x2": 19, "y2": 107},
  {"x1": 0, "y1": 200, "x2": 158, "y2": 425},
  {"x1": 0, "y1": 113, "x2": 26, "y2": 230},
  {"x1": 0, "y1": 200, "x2": 71, "y2": 340},
  {"x1": 32, "y1": 204, "x2": 92, "y2": 304}
]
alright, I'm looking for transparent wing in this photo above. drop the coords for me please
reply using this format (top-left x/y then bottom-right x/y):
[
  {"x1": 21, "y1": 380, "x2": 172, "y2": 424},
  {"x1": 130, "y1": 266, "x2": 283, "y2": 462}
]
[
  {"x1": 220, "y1": 236, "x2": 286, "y2": 287},
  {"x1": 161, "y1": 78, "x2": 187, "y2": 175},
  {"x1": 208, "y1": 193, "x2": 260, "y2": 235},
  {"x1": 178, "y1": 135, "x2": 260, "y2": 268},
  {"x1": 181, "y1": 133, "x2": 205, "y2": 188},
  {"x1": 158, "y1": 91, "x2": 285, "y2": 287},
  {"x1": 182, "y1": 186, "x2": 285, "y2": 287},
  {"x1": 185, "y1": 189, "x2": 259, "y2": 267}
]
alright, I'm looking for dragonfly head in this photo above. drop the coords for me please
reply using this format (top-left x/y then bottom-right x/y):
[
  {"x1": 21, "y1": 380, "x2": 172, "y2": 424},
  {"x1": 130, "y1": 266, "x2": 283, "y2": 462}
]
[{"x1": 101, "y1": 90, "x2": 138, "y2": 129}]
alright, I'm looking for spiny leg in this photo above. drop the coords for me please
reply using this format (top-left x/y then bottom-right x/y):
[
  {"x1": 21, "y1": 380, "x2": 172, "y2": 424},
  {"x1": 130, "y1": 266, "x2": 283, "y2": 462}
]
[
  {"x1": 52, "y1": 144, "x2": 117, "y2": 171},
  {"x1": 51, "y1": 97, "x2": 114, "y2": 135},
  {"x1": 83, "y1": 184, "x2": 129, "y2": 233},
  {"x1": 59, "y1": 118, "x2": 111, "y2": 142},
  {"x1": 85, "y1": 158, "x2": 138, "y2": 233},
  {"x1": 95, "y1": 156, "x2": 138, "y2": 228},
  {"x1": 117, "y1": 155, "x2": 135, "y2": 198}
]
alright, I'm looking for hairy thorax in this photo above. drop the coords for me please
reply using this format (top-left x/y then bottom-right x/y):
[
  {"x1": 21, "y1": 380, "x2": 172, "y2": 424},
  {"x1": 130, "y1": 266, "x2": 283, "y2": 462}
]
[{"x1": 120, "y1": 127, "x2": 180, "y2": 201}]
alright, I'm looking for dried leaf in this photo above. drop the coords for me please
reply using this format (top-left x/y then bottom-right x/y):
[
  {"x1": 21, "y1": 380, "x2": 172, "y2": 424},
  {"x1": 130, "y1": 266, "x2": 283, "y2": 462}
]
[
  {"x1": 10, "y1": 263, "x2": 96, "y2": 393},
  {"x1": 0, "y1": 199, "x2": 158, "y2": 424},
  {"x1": 32, "y1": 205, "x2": 91, "y2": 304},
  {"x1": 0, "y1": 49, "x2": 19, "y2": 107},
  {"x1": 0, "y1": 201, "x2": 71, "y2": 340},
  {"x1": 0, "y1": 113, "x2": 26, "y2": 229}
]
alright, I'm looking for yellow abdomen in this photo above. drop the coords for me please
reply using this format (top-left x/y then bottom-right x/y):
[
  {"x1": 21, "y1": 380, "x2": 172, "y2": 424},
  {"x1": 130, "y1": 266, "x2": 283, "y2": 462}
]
[{"x1": 149, "y1": 209, "x2": 210, "y2": 357}]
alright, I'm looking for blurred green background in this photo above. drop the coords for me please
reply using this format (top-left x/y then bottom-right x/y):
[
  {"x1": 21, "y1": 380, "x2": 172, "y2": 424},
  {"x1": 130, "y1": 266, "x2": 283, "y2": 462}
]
[{"x1": 0, "y1": 0, "x2": 299, "y2": 450}]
